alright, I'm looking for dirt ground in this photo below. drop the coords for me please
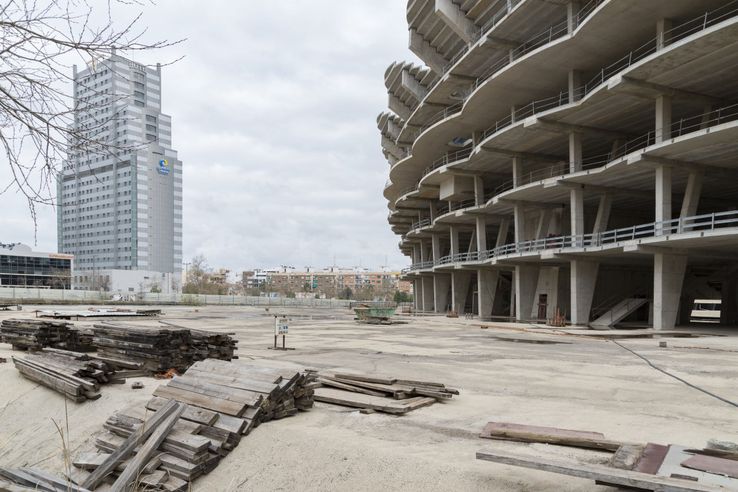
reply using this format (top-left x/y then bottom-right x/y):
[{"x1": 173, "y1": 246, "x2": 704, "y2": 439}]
[{"x1": 1, "y1": 304, "x2": 737, "y2": 491}]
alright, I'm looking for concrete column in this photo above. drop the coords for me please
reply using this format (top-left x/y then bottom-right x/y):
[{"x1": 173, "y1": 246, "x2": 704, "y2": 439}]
[
  {"x1": 451, "y1": 271, "x2": 472, "y2": 314},
  {"x1": 478, "y1": 269, "x2": 499, "y2": 320},
  {"x1": 468, "y1": 229, "x2": 477, "y2": 253},
  {"x1": 476, "y1": 216, "x2": 487, "y2": 253},
  {"x1": 401, "y1": 71, "x2": 428, "y2": 102},
  {"x1": 431, "y1": 233, "x2": 441, "y2": 263},
  {"x1": 515, "y1": 265, "x2": 538, "y2": 321},
  {"x1": 429, "y1": 202, "x2": 438, "y2": 221},
  {"x1": 655, "y1": 95, "x2": 672, "y2": 143},
  {"x1": 409, "y1": 29, "x2": 447, "y2": 74},
  {"x1": 592, "y1": 193, "x2": 612, "y2": 237},
  {"x1": 653, "y1": 253, "x2": 687, "y2": 330},
  {"x1": 567, "y1": 1, "x2": 581, "y2": 34},
  {"x1": 570, "y1": 187, "x2": 584, "y2": 246},
  {"x1": 512, "y1": 156, "x2": 523, "y2": 187},
  {"x1": 413, "y1": 279, "x2": 421, "y2": 311},
  {"x1": 536, "y1": 209, "x2": 552, "y2": 240},
  {"x1": 474, "y1": 176, "x2": 485, "y2": 206},
  {"x1": 419, "y1": 239, "x2": 428, "y2": 262},
  {"x1": 421, "y1": 276, "x2": 435, "y2": 312},
  {"x1": 449, "y1": 226, "x2": 460, "y2": 257},
  {"x1": 569, "y1": 132, "x2": 582, "y2": 172},
  {"x1": 680, "y1": 171, "x2": 703, "y2": 218},
  {"x1": 514, "y1": 204, "x2": 526, "y2": 243},
  {"x1": 570, "y1": 260, "x2": 599, "y2": 325},
  {"x1": 568, "y1": 69, "x2": 581, "y2": 103},
  {"x1": 434, "y1": 0, "x2": 478, "y2": 43},
  {"x1": 496, "y1": 219, "x2": 510, "y2": 248},
  {"x1": 412, "y1": 245, "x2": 420, "y2": 264},
  {"x1": 720, "y1": 276, "x2": 738, "y2": 325},
  {"x1": 656, "y1": 18, "x2": 673, "y2": 50},
  {"x1": 433, "y1": 274, "x2": 451, "y2": 313},
  {"x1": 655, "y1": 165, "x2": 672, "y2": 235}
]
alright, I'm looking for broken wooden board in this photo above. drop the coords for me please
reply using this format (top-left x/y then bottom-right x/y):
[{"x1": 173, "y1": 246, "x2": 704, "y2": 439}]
[
  {"x1": 314, "y1": 388, "x2": 435, "y2": 414},
  {"x1": 479, "y1": 422, "x2": 625, "y2": 452},
  {"x1": 682, "y1": 454, "x2": 738, "y2": 479},
  {"x1": 476, "y1": 448, "x2": 724, "y2": 492}
]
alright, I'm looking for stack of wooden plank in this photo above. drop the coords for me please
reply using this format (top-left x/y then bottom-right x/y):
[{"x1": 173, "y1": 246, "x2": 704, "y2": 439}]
[
  {"x1": 92, "y1": 324, "x2": 193, "y2": 373},
  {"x1": 92, "y1": 324, "x2": 237, "y2": 374},
  {"x1": 313, "y1": 372, "x2": 458, "y2": 414},
  {"x1": 189, "y1": 329, "x2": 238, "y2": 362},
  {"x1": 0, "y1": 318, "x2": 73, "y2": 350},
  {"x1": 476, "y1": 421, "x2": 738, "y2": 491},
  {"x1": 12, "y1": 348, "x2": 128, "y2": 402},
  {"x1": 66, "y1": 361, "x2": 314, "y2": 490},
  {"x1": 151, "y1": 359, "x2": 314, "y2": 430}
]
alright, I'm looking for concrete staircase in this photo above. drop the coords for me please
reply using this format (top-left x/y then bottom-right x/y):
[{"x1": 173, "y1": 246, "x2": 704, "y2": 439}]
[{"x1": 590, "y1": 297, "x2": 650, "y2": 329}]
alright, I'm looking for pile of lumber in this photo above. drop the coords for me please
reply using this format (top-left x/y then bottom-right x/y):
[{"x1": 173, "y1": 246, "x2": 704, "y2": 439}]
[
  {"x1": 92, "y1": 324, "x2": 237, "y2": 374},
  {"x1": 476, "y1": 421, "x2": 738, "y2": 491},
  {"x1": 190, "y1": 329, "x2": 238, "y2": 361},
  {"x1": 0, "y1": 318, "x2": 86, "y2": 351},
  {"x1": 152, "y1": 359, "x2": 314, "y2": 430},
  {"x1": 66, "y1": 360, "x2": 313, "y2": 490},
  {"x1": 11, "y1": 348, "x2": 135, "y2": 402},
  {"x1": 313, "y1": 372, "x2": 458, "y2": 414}
]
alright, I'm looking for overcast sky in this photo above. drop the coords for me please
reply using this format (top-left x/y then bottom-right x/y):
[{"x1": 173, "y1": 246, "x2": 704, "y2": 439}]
[{"x1": 0, "y1": 1, "x2": 419, "y2": 272}]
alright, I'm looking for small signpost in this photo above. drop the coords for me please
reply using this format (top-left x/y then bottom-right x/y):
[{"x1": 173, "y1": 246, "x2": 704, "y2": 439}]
[{"x1": 272, "y1": 316, "x2": 290, "y2": 350}]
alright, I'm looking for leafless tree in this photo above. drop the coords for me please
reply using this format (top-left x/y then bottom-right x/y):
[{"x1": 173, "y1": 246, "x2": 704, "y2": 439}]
[{"x1": 0, "y1": 0, "x2": 182, "y2": 231}]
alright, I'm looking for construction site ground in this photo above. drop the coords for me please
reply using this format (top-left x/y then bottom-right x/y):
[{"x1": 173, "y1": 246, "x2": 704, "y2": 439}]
[{"x1": 1, "y1": 304, "x2": 736, "y2": 491}]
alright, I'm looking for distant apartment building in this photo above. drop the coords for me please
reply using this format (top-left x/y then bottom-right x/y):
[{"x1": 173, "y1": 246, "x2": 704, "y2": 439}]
[
  {"x1": 262, "y1": 267, "x2": 411, "y2": 298},
  {"x1": 58, "y1": 53, "x2": 183, "y2": 294},
  {"x1": 0, "y1": 243, "x2": 73, "y2": 289}
]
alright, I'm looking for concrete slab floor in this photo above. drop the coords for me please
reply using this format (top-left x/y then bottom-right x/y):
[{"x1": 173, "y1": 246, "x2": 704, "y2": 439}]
[{"x1": 0, "y1": 304, "x2": 737, "y2": 491}]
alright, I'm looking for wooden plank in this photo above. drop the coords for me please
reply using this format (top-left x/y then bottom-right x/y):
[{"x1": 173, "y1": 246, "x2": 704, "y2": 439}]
[
  {"x1": 146, "y1": 396, "x2": 218, "y2": 426},
  {"x1": 83, "y1": 399, "x2": 179, "y2": 490},
  {"x1": 153, "y1": 385, "x2": 245, "y2": 417},
  {"x1": 182, "y1": 368, "x2": 279, "y2": 396},
  {"x1": 635, "y1": 443, "x2": 670, "y2": 474},
  {"x1": 313, "y1": 388, "x2": 432, "y2": 415},
  {"x1": 479, "y1": 422, "x2": 624, "y2": 452},
  {"x1": 475, "y1": 448, "x2": 724, "y2": 492},
  {"x1": 168, "y1": 376, "x2": 263, "y2": 407},
  {"x1": 681, "y1": 454, "x2": 738, "y2": 479},
  {"x1": 332, "y1": 373, "x2": 397, "y2": 385},
  {"x1": 317, "y1": 377, "x2": 387, "y2": 397},
  {"x1": 110, "y1": 402, "x2": 185, "y2": 492}
]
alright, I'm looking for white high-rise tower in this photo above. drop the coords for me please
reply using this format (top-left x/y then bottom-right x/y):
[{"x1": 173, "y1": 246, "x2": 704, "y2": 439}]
[{"x1": 58, "y1": 54, "x2": 183, "y2": 292}]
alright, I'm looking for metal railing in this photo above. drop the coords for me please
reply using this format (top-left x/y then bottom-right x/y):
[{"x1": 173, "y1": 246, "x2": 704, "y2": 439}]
[
  {"x1": 406, "y1": 210, "x2": 738, "y2": 272},
  {"x1": 410, "y1": 217, "x2": 432, "y2": 231},
  {"x1": 421, "y1": 147, "x2": 473, "y2": 178}
]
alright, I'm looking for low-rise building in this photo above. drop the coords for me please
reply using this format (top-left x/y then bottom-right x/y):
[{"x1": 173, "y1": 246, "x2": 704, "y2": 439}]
[{"x1": 0, "y1": 243, "x2": 73, "y2": 289}]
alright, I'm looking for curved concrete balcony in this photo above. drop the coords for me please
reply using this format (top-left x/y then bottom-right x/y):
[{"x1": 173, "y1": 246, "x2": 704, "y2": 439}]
[
  {"x1": 385, "y1": 3, "x2": 738, "y2": 205},
  {"x1": 406, "y1": 209, "x2": 738, "y2": 274}
]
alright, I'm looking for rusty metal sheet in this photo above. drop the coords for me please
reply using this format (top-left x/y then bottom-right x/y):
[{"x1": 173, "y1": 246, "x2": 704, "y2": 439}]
[{"x1": 682, "y1": 454, "x2": 738, "y2": 479}]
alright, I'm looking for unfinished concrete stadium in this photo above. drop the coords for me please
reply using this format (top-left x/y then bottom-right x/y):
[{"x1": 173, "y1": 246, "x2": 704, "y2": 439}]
[{"x1": 379, "y1": 0, "x2": 738, "y2": 329}]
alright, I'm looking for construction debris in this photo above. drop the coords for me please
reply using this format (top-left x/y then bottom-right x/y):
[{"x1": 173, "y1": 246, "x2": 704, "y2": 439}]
[
  {"x1": 0, "y1": 318, "x2": 94, "y2": 352},
  {"x1": 11, "y1": 348, "x2": 136, "y2": 402},
  {"x1": 92, "y1": 324, "x2": 237, "y2": 374},
  {"x1": 477, "y1": 422, "x2": 738, "y2": 490},
  {"x1": 314, "y1": 372, "x2": 458, "y2": 414}
]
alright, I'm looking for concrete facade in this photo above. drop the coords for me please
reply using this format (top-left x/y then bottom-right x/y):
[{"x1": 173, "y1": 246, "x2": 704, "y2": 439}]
[
  {"x1": 379, "y1": 0, "x2": 738, "y2": 328},
  {"x1": 58, "y1": 54, "x2": 183, "y2": 292}
]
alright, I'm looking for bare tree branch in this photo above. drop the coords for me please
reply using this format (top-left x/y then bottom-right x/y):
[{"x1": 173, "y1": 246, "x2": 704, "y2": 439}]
[{"x1": 0, "y1": 0, "x2": 183, "y2": 237}]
